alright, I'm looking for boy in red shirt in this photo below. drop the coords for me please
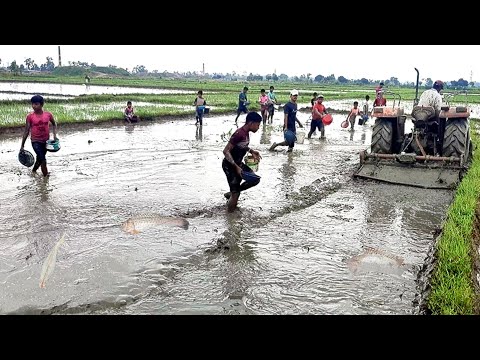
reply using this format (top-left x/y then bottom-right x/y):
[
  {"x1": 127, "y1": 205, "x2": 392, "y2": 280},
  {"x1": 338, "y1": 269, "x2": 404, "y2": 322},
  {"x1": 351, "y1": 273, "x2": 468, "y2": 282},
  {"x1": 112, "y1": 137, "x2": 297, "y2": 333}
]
[
  {"x1": 20, "y1": 95, "x2": 58, "y2": 177},
  {"x1": 309, "y1": 95, "x2": 328, "y2": 139},
  {"x1": 373, "y1": 91, "x2": 387, "y2": 107}
]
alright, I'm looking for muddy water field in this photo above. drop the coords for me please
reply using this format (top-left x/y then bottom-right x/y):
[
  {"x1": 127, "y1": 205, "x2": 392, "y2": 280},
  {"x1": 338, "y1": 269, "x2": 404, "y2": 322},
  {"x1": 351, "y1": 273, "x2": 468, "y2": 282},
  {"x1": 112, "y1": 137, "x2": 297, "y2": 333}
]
[{"x1": 0, "y1": 112, "x2": 453, "y2": 314}]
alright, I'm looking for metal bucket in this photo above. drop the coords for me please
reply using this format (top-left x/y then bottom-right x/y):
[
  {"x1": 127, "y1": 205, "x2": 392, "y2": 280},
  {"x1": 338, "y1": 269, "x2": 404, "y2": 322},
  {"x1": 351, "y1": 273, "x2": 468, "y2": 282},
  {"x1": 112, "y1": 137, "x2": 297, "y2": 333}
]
[{"x1": 296, "y1": 131, "x2": 306, "y2": 144}]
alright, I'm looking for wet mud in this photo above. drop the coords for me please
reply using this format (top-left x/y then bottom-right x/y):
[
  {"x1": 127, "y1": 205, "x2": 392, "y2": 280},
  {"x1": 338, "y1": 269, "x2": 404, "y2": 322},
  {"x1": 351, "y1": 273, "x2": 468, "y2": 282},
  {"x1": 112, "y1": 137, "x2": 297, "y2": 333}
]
[{"x1": 0, "y1": 111, "x2": 453, "y2": 314}]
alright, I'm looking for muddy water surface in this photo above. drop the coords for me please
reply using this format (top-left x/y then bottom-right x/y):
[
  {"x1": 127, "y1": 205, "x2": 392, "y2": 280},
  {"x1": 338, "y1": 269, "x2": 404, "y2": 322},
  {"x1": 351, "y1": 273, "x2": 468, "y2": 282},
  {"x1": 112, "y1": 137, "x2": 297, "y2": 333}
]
[{"x1": 0, "y1": 112, "x2": 452, "y2": 314}]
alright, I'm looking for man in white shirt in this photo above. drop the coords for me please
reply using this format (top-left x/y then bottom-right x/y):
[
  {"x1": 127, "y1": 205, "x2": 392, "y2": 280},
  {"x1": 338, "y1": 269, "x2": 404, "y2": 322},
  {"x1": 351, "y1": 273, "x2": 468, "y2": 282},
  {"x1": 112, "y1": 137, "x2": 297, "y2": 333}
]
[{"x1": 418, "y1": 80, "x2": 444, "y2": 112}]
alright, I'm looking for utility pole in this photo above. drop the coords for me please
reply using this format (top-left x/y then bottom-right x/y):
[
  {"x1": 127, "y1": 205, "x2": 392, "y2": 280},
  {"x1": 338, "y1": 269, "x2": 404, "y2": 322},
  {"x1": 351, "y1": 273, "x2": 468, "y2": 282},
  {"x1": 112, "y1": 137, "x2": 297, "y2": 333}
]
[
  {"x1": 202, "y1": 63, "x2": 205, "y2": 75},
  {"x1": 58, "y1": 46, "x2": 62, "y2": 67}
]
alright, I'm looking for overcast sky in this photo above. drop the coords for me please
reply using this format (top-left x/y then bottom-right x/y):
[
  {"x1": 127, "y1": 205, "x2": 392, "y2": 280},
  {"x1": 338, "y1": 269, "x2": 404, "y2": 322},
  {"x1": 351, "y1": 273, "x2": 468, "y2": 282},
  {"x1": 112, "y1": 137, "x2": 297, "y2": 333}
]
[{"x1": 1, "y1": 45, "x2": 478, "y2": 83}]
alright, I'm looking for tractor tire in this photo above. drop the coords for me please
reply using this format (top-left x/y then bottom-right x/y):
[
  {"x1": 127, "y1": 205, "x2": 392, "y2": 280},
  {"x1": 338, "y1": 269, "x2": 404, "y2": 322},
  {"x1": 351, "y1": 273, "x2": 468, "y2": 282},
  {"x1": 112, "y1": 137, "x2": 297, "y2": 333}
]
[
  {"x1": 371, "y1": 119, "x2": 393, "y2": 154},
  {"x1": 466, "y1": 131, "x2": 473, "y2": 165},
  {"x1": 442, "y1": 118, "x2": 469, "y2": 161}
]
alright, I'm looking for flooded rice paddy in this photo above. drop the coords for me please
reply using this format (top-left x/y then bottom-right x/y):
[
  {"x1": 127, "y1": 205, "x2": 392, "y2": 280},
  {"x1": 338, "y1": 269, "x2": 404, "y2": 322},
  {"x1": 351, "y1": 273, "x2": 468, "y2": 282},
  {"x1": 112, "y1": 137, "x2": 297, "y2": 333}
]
[
  {"x1": 0, "y1": 82, "x2": 195, "y2": 100},
  {"x1": 0, "y1": 111, "x2": 453, "y2": 314}
]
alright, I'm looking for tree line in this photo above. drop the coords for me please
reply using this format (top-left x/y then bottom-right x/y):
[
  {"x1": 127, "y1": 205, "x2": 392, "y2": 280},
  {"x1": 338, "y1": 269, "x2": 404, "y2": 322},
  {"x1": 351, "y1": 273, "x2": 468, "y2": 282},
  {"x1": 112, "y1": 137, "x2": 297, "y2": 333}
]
[{"x1": 0, "y1": 57, "x2": 475, "y2": 88}]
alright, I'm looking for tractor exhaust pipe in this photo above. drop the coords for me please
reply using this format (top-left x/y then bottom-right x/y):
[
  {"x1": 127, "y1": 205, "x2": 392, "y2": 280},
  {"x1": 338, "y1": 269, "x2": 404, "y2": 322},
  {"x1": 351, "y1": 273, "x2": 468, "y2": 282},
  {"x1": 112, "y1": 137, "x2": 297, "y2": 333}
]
[{"x1": 414, "y1": 67, "x2": 420, "y2": 106}]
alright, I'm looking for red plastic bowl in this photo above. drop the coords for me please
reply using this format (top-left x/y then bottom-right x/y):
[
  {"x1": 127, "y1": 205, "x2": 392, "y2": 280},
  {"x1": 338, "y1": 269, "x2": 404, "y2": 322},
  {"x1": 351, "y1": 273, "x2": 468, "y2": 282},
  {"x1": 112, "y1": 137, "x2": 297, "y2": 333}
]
[{"x1": 322, "y1": 114, "x2": 333, "y2": 125}]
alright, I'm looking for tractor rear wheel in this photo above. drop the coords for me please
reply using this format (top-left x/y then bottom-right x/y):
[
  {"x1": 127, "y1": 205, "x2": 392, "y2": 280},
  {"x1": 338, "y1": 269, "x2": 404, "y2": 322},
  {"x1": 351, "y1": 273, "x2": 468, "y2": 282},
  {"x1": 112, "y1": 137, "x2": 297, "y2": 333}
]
[
  {"x1": 371, "y1": 119, "x2": 393, "y2": 154},
  {"x1": 442, "y1": 118, "x2": 469, "y2": 163}
]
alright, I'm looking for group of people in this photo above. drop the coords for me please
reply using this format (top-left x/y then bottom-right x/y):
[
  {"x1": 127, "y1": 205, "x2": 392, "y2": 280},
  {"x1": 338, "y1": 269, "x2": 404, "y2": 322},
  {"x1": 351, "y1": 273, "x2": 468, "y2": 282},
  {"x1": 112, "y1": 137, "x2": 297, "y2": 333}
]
[
  {"x1": 223, "y1": 88, "x2": 304, "y2": 212},
  {"x1": 235, "y1": 86, "x2": 280, "y2": 125},
  {"x1": 222, "y1": 79, "x2": 446, "y2": 212},
  {"x1": 344, "y1": 82, "x2": 385, "y2": 131},
  {"x1": 19, "y1": 79, "x2": 446, "y2": 213}
]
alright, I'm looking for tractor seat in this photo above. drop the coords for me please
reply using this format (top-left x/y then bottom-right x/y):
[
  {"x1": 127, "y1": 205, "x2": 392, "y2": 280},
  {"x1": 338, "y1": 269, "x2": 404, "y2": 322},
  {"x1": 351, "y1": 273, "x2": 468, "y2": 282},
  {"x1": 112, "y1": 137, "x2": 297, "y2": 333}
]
[{"x1": 411, "y1": 106, "x2": 436, "y2": 122}]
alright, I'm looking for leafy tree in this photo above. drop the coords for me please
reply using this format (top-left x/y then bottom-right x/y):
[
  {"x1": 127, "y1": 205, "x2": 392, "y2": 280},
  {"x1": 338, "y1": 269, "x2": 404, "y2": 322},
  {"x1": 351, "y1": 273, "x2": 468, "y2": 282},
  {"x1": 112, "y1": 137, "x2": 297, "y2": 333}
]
[
  {"x1": 314, "y1": 74, "x2": 324, "y2": 82},
  {"x1": 457, "y1": 78, "x2": 468, "y2": 88},
  {"x1": 325, "y1": 74, "x2": 336, "y2": 83},
  {"x1": 338, "y1": 75, "x2": 348, "y2": 83},
  {"x1": 68, "y1": 61, "x2": 90, "y2": 68},
  {"x1": 389, "y1": 77, "x2": 400, "y2": 86},
  {"x1": 8, "y1": 60, "x2": 20, "y2": 75},
  {"x1": 40, "y1": 56, "x2": 55, "y2": 71},
  {"x1": 24, "y1": 58, "x2": 34, "y2": 70},
  {"x1": 272, "y1": 73, "x2": 278, "y2": 82},
  {"x1": 132, "y1": 65, "x2": 148, "y2": 74}
]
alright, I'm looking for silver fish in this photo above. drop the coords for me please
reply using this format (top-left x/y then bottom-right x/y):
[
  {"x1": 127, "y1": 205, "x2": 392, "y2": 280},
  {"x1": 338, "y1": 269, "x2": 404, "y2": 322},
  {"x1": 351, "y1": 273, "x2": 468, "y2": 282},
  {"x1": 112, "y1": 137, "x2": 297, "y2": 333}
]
[
  {"x1": 347, "y1": 248, "x2": 406, "y2": 275},
  {"x1": 39, "y1": 232, "x2": 66, "y2": 288},
  {"x1": 121, "y1": 215, "x2": 189, "y2": 235}
]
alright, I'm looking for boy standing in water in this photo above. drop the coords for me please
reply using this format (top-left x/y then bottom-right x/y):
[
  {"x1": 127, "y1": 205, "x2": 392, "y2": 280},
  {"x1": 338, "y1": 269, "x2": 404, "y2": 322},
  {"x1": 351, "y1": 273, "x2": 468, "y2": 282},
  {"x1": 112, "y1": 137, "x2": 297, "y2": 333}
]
[
  {"x1": 269, "y1": 89, "x2": 303, "y2": 153},
  {"x1": 360, "y1": 95, "x2": 370, "y2": 125},
  {"x1": 20, "y1": 95, "x2": 58, "y2": 177},
  {"x1": 267, "y1": 86, "x2": 278, "y2": 123},
  {"x1": 309, "y1": 95, "x2": 327, "y2": 139},
  {"x1": 259, "y1": 89, "x2": 270, "y2": 124},
  {"x1": 346, "y1": 101, "x2": 362, "y2": 131},
  {"x1": 222, "y1": 112, "x2": 262, "y2": 213},
  {"x1": 194, "y1": 90, "x2": 207, "y2": 125},
  {"x1": 235, "y1": 86, "x2": 249, "y2": 124}
]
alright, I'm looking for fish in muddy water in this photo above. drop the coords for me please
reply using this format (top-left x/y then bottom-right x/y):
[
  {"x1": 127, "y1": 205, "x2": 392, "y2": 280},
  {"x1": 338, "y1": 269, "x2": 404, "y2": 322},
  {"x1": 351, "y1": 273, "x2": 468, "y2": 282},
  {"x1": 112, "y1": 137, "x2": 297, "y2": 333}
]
[
  {"x1": 39, "y1": 232, "x2": 66, "y2": 288},
  {"x1": 346, "y1": 248, "x2": 406, "y2": 275},
  {"x1": 121, "y1": 215, "x2": 189, "y2": 234}
]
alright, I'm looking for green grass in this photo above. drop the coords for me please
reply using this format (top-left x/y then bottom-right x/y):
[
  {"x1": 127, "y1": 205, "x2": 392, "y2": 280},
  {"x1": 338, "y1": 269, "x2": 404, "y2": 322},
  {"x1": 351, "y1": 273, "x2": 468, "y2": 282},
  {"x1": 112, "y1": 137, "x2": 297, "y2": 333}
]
[
  {"x1": 0, "y1": 90, "x2": 357, "y2": 128},
  {"x1": 1, "y1": 76, "x2": 479, "y2": 129},
  {"x1": 427, "y1": 120, "x2": 480, "y2": 315},
  {"x1": 3, "y1": 73, "x2": 480, "y2": 103}
]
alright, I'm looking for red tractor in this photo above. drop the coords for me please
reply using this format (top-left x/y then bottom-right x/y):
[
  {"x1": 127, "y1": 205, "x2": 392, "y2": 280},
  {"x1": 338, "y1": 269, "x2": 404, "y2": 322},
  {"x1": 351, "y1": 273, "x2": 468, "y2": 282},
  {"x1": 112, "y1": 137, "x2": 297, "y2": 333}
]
[{"x1": 354, "y1": 68, "x2": 472, "y2": 189}]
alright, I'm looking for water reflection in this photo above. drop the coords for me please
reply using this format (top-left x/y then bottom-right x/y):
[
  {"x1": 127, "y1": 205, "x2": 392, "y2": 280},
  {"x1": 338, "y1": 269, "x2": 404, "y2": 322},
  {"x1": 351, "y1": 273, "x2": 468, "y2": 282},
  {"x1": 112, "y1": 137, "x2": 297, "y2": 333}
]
[
  {"x1": 196, "y1": 125, "x2": 203, "y2": 141},
  {"x1": 260, "y1": 124, "x2": 271, "y2": 145},
  {"x1": 214, "y1": 212, "x2": 256, "y2": 310},
  {"x1": 361, "y1": 130, "x2": 366, "y2": 144},
  {"x1": 36, "y1": 175, "x2": 51, "y2": 202},
  {"x1": 125, "y1": 124, "x2": 135, "y2": 134}
]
